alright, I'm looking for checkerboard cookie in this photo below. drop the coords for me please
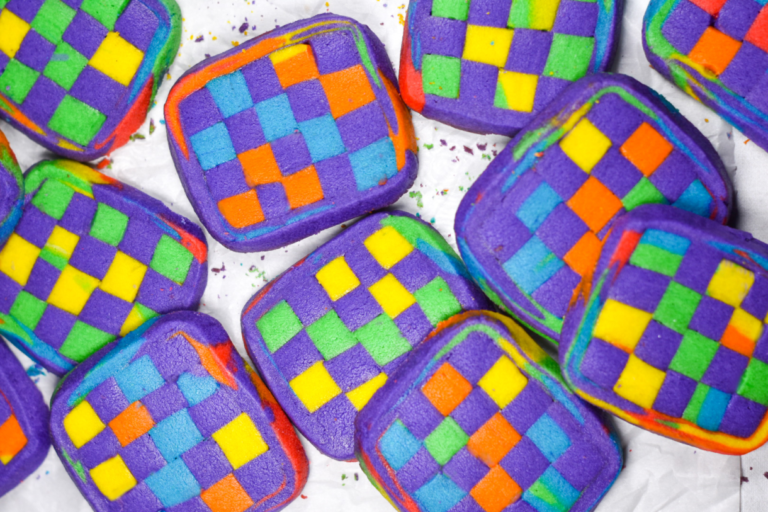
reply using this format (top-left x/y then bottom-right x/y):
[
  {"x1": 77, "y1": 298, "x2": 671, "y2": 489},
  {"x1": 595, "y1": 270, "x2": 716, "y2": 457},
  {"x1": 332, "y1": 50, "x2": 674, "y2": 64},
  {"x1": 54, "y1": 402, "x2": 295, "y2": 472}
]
[
  {"x1": 356, "y1": 311, "x2": 622, "y2": 512},
  {"x1": 644, "y1": 0, "x2": 768, "y2": 151},
  {"x1": 165, "y1": 14, "x2": 418, "y2": 253},
  {"x1": 241, "y1": 211, "x2": 492, "y2": 460},
  {"x1": 0, "y1": 159, "x2": 208, "y2": 375},
  {"x1": 0, "y1": 0, "x2": 181, "y2": 161},
  {"x1": 0, "y1": 129, "x2": 23, "y2": 244},
  {"x1": 400, "y1": 0, "x2": 622, "y2": 135},
  {"x1": 0, "y1": 339, "x2": 50, "y2": 498},
  {"x1": 561, "y1": 204, "x2": 768, "y2": 455},
  {"x1": 455, "y1": 73, "x2": 732, "y2": 344}
]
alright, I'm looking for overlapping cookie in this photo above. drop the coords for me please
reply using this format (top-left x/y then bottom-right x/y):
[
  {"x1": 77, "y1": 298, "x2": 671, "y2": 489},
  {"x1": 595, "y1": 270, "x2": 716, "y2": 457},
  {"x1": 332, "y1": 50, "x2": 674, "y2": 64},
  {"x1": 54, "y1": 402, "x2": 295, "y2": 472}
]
[
  {"x1": 562, "y1": 205, "x2": 768, "y2": 455},
  {"x1": 241, "y1": 211, "x2": 492, "y2": 460},
  {"x1": 0, "y1": 130, "x2": 23, "y2": 244},
  {"x1": 356, "y1": 311, "x2": 622, "y2": 512},
  {"x1": 400, "y1": 0, "x2": 622, "y2": 135},
  {"x1": 166, "y1": 14, "x2": 418, "y2": 252},
  {"x1": 0, "y1": 0, "x2": 181, "y2": 161},
  {"x1": 0, "y1": 160, "x2": 207, "y2": 375},
  {"x1": 455, "y1": 74, "x2": 732, "y2": 344}
]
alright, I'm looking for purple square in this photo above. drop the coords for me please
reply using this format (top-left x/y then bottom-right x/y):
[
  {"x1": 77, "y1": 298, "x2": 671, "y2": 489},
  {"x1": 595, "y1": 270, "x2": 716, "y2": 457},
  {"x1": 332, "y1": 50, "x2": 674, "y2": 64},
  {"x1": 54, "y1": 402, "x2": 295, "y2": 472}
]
[
  {"x1": 180, "y1": 88, "x2": 222, "y2": 136},
  {"x1": 315, "y1": 154, "x2": 356, "y2": 200},
  {"x1": 58, "y1": 190, "x2": 97, "y2": 236},
  {"x1": 286, "y1": 79, "x2": 330, "y2": 122},
  {"x1": 78, "y1": 289, "x2": 134, "y2": 335},
  {"x1": 333, "y1": 285, "x2": 383, "y2": 331},
  {"x1": 450, "y1": 388, "x2": 499, "y2": 436},
  {"x1": 500, "y1": 437, "x2": 550, "y2": 488},
  {"x1": 117, "y1": 219, "x2": 163, "y2": 266},
  {"x1": 255, "y1": 183, "x2": 289, "y2": 219},
  {"x1": 535, "y1": 145, "x2": 589, "y2": 200},
  {"x1": 553, "y1": 440, "x2": 604, "y2": 491},
  {"x1": 234, "y1": 449, "x2": 284, "y2": 500},
  {"x1": 397, "y1": 447, "x2": 441, "y2": 494},
  {"x1": 76, "y1": 428, "x2": 121, "y2": 469},
  {"x1": 0, "y1": 273, "x2": 22, "y2": 314},
  {"x1": 272, "y1": 331, "x2": 323, "y2": 381},
  {"x1": 15, "y1": 206, "x2": 56, "y2": 247},
  {"x1": 394, "y1": 304, "x2": 433, "y2": 347},
  {"x1": 653, "y1": 370, "x2": 697, "y2": 417},
  {"x1": 398, "y1": 390, "x2": 445, "y2": 441},
  {"x1": 391, "y1": 251, "x2": 439, "y2": 292},
  {"x1": 459, "y1": 60, "x2": 498, "y2": 107},
  {"x1": 71, "y1": 66, "x2": 126, "y2": 115},
  {"x1": 181, "y1": 439, "x2": 232, "y2": 489},
  {"x1": 324, "y1": 342, "x2": 379, "y2": 391},
  {"x1": 345, "y1": 243, "x2": 387, "y2": 287},
  {"x1": 751, "y1": 328, "x2": 768, "y2": 363},
  {"x1": 419, "y1": 16, "x2": 467, "y2": 58},
  {"x1": 136, "y1": 269, "x2": 178, "y2": 312},
  {"x1": 701, "y1": 346, "x2": 749, "y2": 394},
  {"x1": 743, "y1": 275, "x2": 768, "y2": 322},
  {"x1": 285, "y1": 278, "x2": 332, "y2": 325},
  {"x1": 205, "y1": 159, "x2": 251, "y2": 201},
  {"x1": 142, "y1": 383, "x2": 188, "y2": 423},
  {"x1": 586, "y1": 93, "x2": 645, "y2": 144},
  {"x1": 662, "y1": 0, "x2": 712, "y2": 54},
  {"x1": 506, "y1": 29, "x2": 553, "y2": 74},
  {"x1": 609, "y1": 264, "x2": 670, "y2": 312},
  {"x1": 533, "y1": 76, "x2": 570, "y2": 112},
  {"x1": 121, "y1": 435, "x2": 167, "y2": 481},
  {"x1": 468, "y1": 0, "x2": 512, "y2": 27},
  {"x1": 271, "y1": 134, "x2": 312, "y2": 175},
  {"x1": 188, "y1": 388, "x2": 241, "y2": 437},
  {"x1": 62, "y1": 10, "x2": 109, "y2": 59},
  {"x1": 121, "y1": 484, "x2": 163, "y2": 511},
  {"x1": 719, "y1": 394, "x2": 767, "y2": 438},
  {"x1": 448, "y1": 331, "x2": 504, "y2": 385},
  {"x1": 536, "y1": 204, "x2": 589, "y2": 258},
  {"x1": 383, "y1": 353, "x2": 410, "y2": 376},
  {"x1": 150, "y1": 334, "x2": 201, "y2": 381},
  {"x1": 34, "y1": 305, "x2": 76, "y2": 350},
  {"x1": 15, "y1": 30, "x2": 55, "y2": 72},
  {"x1": 648, "y1": 150, "x2": 698, "y2": 201},
  {"x1": 591, "y1": 148, "x2": 644, "y2": 198},
  {"x1": 312, "y1": 395, "x2": 358, "y2": 448},
  {"x1": 69, "y1": 236, "x2": 116, "y2": 279},
  {"x1": 716, "y1": 0, "x2": 762, "y2": 40},
  {"x1": 5, "y1": 0, "x2": 45, "y2": 23},
  {"x1": 502, "y1": 381, "x2": 553, "y2": 434},
  {"x1": 689, "y1": 295, "x2": 734, "y2": 340},
  {"x1": 635, "y1": 321, "x2": 683, "y2": 370},
  {"x1": 483, "y1": 205, "x2": 534, "y2": 263},
  {"x1": 579, "y1": 338, "x2": 629, "y2": 388},
  {"x1": 553, "y1": 0, "x2": 599, "y2": 37},
  {"x1": 531, "y1": 265, "x2": 581, "y2": 318},
  {"x1": 223, "y1": 107, "x2": 265, "y2": 154},
  {"x1": 241, "y1": 57, "x2": 284, "y2": 104},
  {"x1": 443, "y1": 447, "x2": 490, "y2": 491},
  {"x1": 20, "y1": 75, "x2": 66, "y2": 125},
  {"x1": 25, "y1": 258, "x2": 60, "y2": 301},
  {"x1": 721, "y1": 42, "x2": 768, "y2": 97},
  {"x1": 746, "y1": 71, "x2": 768, "y2": 113},
  {"x1": 309, "y1": 30, "x2": 361, "y2": 75},
  {"x1": 114, "y1": 0, "x2": 160, "y2": 52},
  {"x1": 674, "y1": 245, "x2": 723, "y2": 294},
  {"x1": 88, "y1": 377, "x2": 130, "y2": 423},
  {"x1": 336, "y1": 101, "x2": 389, "y2": 153}
]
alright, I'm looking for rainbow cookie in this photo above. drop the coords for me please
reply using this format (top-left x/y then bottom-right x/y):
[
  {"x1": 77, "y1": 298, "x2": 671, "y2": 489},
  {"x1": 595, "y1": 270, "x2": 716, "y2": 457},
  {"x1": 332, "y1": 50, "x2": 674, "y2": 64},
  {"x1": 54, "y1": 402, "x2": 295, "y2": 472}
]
[
  {"x1": 356, "y1": 311, "x2": 622, "y2": 512},
  {"x1": 561, "y1": 204, "x2": 768, "y2": 455},
  {"x1": 241, "y1": 211, "x2": 492, "y2": 460},
  {"x1": 0, "y1": 340, "x2": 50, "y2": 497},
  {"x1": 400, "y1": 0, "x2": 622, "y2": 135},
  {"x1": 644, "y1": 0, "x2": 768, "y2": 151},
  {"x1": 165, "y1": 14, "x2": 418, "y2": 253},
  {"x1": 0, "y1": 160, "x2": 208, "y2": 376},
  {"x1": 0, "y1": 0, "x2": 181, "y2": 161},
  {"x1": 0, "y1": 130, "x2": 23, "y2": 245},
  {"x1": 50, "y1": 311, "x2": 309, "y2": 512},
  {"x1": 455, "y1": 73, "x2": 732, "y2": 344}
]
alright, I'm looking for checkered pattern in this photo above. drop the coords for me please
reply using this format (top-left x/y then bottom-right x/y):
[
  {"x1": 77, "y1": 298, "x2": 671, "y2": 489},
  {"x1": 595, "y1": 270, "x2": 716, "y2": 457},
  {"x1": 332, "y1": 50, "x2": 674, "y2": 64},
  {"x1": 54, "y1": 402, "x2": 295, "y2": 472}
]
[
  {"x1": 580, "y1": 228, "x2": 768, "y2": 438},
  {"x1": 660, "y1": 0, "x2": 768, "y2": 113},
  {"x1": 0, "y1": 0, "x2": 160, "y2": 146}
]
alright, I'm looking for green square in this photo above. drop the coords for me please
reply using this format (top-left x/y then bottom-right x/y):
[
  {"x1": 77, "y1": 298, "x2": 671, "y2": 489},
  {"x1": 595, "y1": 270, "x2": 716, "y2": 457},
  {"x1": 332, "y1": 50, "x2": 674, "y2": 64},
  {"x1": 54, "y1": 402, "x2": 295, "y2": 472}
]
[
  {"x1": 654, "y1": 282, "x2": 702, "y2": 334},
  {"x1": 257, "y1": 301, "x2": 303, "y2": 353},
  {"x1": 10, "y1": 291, "x2": 48, "y2": 330},
  {"x1": 0, "y1": 0, "x2": 9, "y2": 8},
  {"x1": 682, "y1": 383, "x2": 710, "y2": 423},
  {"x1": 508, "y1": 0, "x2": 533, "y2": 28},
  {"x1": 89, "y1": 203, "x2": 129, "y2": 246},
  {"x1": 355, "y1": 314, "x2": 412, "y2": 366},
  {"x1": 630, "y1": 244, "x2": 683, "y2": 277},
  {"x1": 528, "y1": 479, "x2": 561, "y2": 509},
  {"x1": 307, "y1": 311, "x2": 358, "y2": 360},
  {"x1": 737, "y1": 359, "x2": 768, "y2": 406},
  {"x1": 48, "y1": 96, "x2": 106, "y2": 146},
  {"x1": 0, "y1": 60, "x2": 40, "y2": 104},
  {"x1": 31, "y1": 179, "x2": 75, "y2": 220},
  {"x1": 669, "y1": 330, "x2": 719, "y2": 380},
  {"x1": 414, "y1": 277, "x2": 461, "y2": 326},
  {"x1": 43, "y1": 42, "x2": 88, "y2": 91},
  {"x1": 424, "y1": 417, "x2": 469, "y2": 465},
  {"x1": 80, "y1": 0, "x2": 131, "y2": 30},
  {"x1": 31, "y1": 0, "x2": 76, "y2": 44},
  {"x1": 40, "y1": 248, "x2": 68, "y2": 271},
  {"x1": 623, "y1": 178, "x2": 668, "y2": 211},
  {"x1": 422, "y1": 54, "x2": 461, "y2": 99},
  {"x1": 431, "y1": 0, "x2": 470, "y2": 20},
  {"x1": 149, "y1": 235, "x2": 194, "y2": 284},
  {"x1": 543, "y1": 34, "x2": 595, "y2": 81},
  {"x1": 59, "y1": 321, "x2": 115, "y2": 362}
]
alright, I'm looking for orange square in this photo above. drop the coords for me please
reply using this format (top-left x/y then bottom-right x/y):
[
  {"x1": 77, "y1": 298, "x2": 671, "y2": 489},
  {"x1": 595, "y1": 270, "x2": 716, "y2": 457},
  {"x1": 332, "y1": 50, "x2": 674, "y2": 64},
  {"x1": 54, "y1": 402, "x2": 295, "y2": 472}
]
[
  {"x1": 0, "y1": 415, "x2": 28, "y2": 464},
  {"x1": 564, "y1": 231, "x2": 602, "y2": 277},
  {"x1": 566, "y1": 177, "x2": 623, "y2": 233},
  {"x1": 282, "y1": 166, "x2": 324, "y2": 210},
  {"x1": 239, "y1": 145, "x2": 282, "y2": 187},
  {"x1": 421, "y1": 362, "x2": 473, "y2": 416},
  {"x1": 271, "y1": 44, "x2": 320, "y2": 88},
  {"x1": 468, "y1": 413, "x2": 521, "y2": 467},
  {"x1": 218, "y1": 190, "x2": 265, "y2": 228},
  {"x1": 470, "y1": 466, "x2": 522, "y2": 512},
  {"x1": 108, "y1": 403, "x2": 155, "y2": 447},
  {"x1": 721, "y1": 325, "x2": 756, "y2": 357},
  {"x1": 745, "y1": 7, "x2": 768, "y2": 53},
  {"x1": 689, "y1": 27, "x2": 742, "y2": 75},
  {"x1": 688, "y1": 0, "x2": 727, "y2": 15},
  {"x1": 201, "y1": 474, "x2": 254, "y2": 512},
  {"x1": 320, "y1": 65, "x2": 376, "y2": 119},
  {"x1": 620, "y1": 122, "x2": 674, "y2": 177}
]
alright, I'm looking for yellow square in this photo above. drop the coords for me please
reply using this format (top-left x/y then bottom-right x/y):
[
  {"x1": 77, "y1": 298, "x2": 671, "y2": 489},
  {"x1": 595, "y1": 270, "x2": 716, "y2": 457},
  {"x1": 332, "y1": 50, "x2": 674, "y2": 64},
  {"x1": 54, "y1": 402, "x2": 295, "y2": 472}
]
[
  {"x1": 289, "y1": 361, "x2": 342, "y2": 413},
  {"x1": 315, "y1": 256, "x2": 360, "y2": 301},
  {"x1": 478, "y1": 355, "x2": 528, "y2": 409},
  {"x1": 90, "y1": 455, "x2": 137, "y2": 501},
  {"x1": 346, "y1": 373, "x2": 388, "y2": 411},
  {"x1": 462, "y1": 25, "x2": 514, "y2": 68},
  {"x1": 99, "y1": 252, "x2": 147, "y2": 303},
  {"x1": 369, "y1": 274, "x2": 416, "y2": 319},
  {"x1": 529, "y1": 0, "x2": 562, "y2": 31},
  {"x1": 707, "y1": 260, "x2": 755, "y2": 307},
  {"x1": 45, "y1": 226, "x2": 80, "y2": 260},
  {"x1": 730, "y1": 308, "x2": 762, "y2": 342},
  {"x1": 497, "y1": 70, "x2": 538, "y2": 112},
  {"x1": 613, "y1": 355, "x2": 666, "y2": 408},
  {"x1": 0, "y1": 9, "x2": 30, "y2": 59},
  {"x1": 593, "y1": 299, "x2": 652, "y2": 352},
  {"x1": 364, "y1": 226, "x2": 413, "y2": 269},
  {"x1": 89, "y1": 32, "x2": 144, "y2": 86},
  {"x1": 63, "y1": 401, "x2": 105, "y2": 449},
  {"x1": 0, "y1": 233, "x2": 41, "y2": 286},
  {"x1": 119, "y1": 304, "x2": 156, "y2": 336},
  {"x1": 559, "y1": 118, "x2": 613, "y2": 173},
  {"x1": 47, "y1": 265, "x2": 100, "y2": 315},
  {"x1": 212, "y1": 413, "x2": 269, "y2": 470}
]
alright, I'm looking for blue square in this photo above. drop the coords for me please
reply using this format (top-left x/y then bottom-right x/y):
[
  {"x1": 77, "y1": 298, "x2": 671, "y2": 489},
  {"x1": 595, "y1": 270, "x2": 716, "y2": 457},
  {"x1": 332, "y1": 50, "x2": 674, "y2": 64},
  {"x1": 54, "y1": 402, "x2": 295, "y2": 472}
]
[
  {"x1": 379, "y1": 420, "x2": 422, "y2": 471},
  {"x1": 349, "y1": 138, "x2": 398, "y2": 191},
  {"x1": 114, "y1": 355, "x2": 165, "y2": 403},
  {"x1": 414, "y1": 474, "x2": 467, "y2": 512},
  {"x1": 206, "y1": 71, "x2": 254, "y2": 118},
  {"x1": 540, "y1": 467, "x2": 580, "y2": 508},
  {"x1": 697, "y1": 388, "x2": 730, "y2": 432},
  {"x1": 145, "y1": 458, "x2": 201, "y2": 508},
  {"x1": 177, "y1": 373, "x2": 218, "y2": 407},
  {"x1": 150, "y1": 409, "x2": 204, "y2": 461},
  {"x1": 516, "y1": 183, "x2": 562, "y2": 232},
  {"x1": 299, "y1": 114, "x2": 346, "y2": 163},
  {"x1": 190, "y1": 123, "x2": 237, "y2": 171},
  {"x1": 255, "y1": 94, "x2": 299, "y2": 142},
  {"x1": 673, "y1": 180, "x2": 712, "y2": 218},
  {"x1": 526, "y1": 414, "x2": 571, "y2": 463},
  {"x1": 639, "y1": 229, "x2": 691, "y2": 255},
  {"x1": 503, "y1": 237, "x2": 564, "y2": 296}
]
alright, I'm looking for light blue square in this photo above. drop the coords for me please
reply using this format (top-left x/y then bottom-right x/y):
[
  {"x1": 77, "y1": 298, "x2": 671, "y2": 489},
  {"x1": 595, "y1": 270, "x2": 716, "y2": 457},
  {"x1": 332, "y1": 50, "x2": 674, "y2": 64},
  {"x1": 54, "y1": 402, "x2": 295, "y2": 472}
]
[
  {"x1": 639, "y1": 229, "x2": 691, "y2": 256},
  {"x1": 206, "y1": 71, "x2": 254, "y2": 118},
  {"x1": 413, "y1": 474, "x2": 466, "y2": 512},
  {"x1": 255, "y1": 94, "x2": 299, "y2": 142},
  {"x1": 526, "y1": 414, "x2": 571, "y2": 462},
  {"x1": 145, "y1": 459, "x2": 201, "y2": 507},
  {"x1": 503, "y1": 237, "x2": 564, "y2": 296},
  {"x1": 190, "y1": 122, "x2": 237, "y2": 171},
  {"x1": 697, "y1": 388, "x2": 730, "y2": 432},
  {"x1": 299, "y1": 114, "x2": 346, "y2": 163},
  {"x1": 378, "y1": 420, "x2": 421, "y2": 471},
  {"x1": 176, "y1": 373, "x2": 218, "y2": 407},
  {"x1": 516, "y1": 183, "x2": 562, "y2": 231},
  {"x1": 673, "y1": 179, "x2": 712, "y2": 218},
  {"x1": 540, "y1": 467, "x2": 580, "y2": 508},
  {"x1": 114, "y1": 356, "x2": 165, "y2": 403},
  {"x1": 349, "y1": 138, "x2": 398, "y2": 191},
  {"x1": 149, "y1": 409, "x2": 204, "y2": 461}
]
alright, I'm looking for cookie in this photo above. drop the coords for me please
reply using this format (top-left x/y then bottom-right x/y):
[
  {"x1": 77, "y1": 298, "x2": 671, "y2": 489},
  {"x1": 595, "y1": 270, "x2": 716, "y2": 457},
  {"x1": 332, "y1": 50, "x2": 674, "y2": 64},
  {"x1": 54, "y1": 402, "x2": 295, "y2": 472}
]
[
  {"x1": 400, "y1": 0, "x2": 622, "y2": 135},
  {"x1": 0, "y1": 0, "x2": 181, "y2": 161},
  {"x1": 455, "y1": 73, "x2": 732, "y2": 344},
  {"x1": 0, "y1": 129, "x2": 23, "y2": 244},
  {"x1": 241, "y1": 211, "x2": 492, "y2": 460},
  {"x1": 561, "y1": 204, "x2": 768, "y2": 455},
  {"x1": 165, "y1": 14, "x2": 418, "y2": 252},
  {"x1": 0, "y1": 159, "x2": 208, "y2": 375},
  {"x1": 356, "y1": 311, "x2": 622, "y2": 512},
  {"x1": 644, "y1": 0, "x2": 768, "y2": 151},
  {"x1": 50, "y1": 311, "x2": 309, "y2": 512}
]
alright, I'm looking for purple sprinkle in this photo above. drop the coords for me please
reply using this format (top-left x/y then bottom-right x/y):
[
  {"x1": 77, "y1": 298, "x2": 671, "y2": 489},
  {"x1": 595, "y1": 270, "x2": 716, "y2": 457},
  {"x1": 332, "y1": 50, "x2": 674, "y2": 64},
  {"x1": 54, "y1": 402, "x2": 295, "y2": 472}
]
[
  {"x1": 463, "y1": 146, "x2": 474, "y2": 155},
  {"x1": 239, "y1": 22, "x2": 249, "y2": 33},
  {"x1": 195, "y1": 35, "x2": 204, "y2": 42}
]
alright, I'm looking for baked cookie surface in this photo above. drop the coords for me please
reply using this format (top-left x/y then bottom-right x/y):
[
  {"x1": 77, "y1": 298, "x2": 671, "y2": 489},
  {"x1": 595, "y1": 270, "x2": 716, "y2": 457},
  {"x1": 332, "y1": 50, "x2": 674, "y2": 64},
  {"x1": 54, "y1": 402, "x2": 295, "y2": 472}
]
[{"x1": 0, "y1": 130, "x2": 23, "y2": 245}]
